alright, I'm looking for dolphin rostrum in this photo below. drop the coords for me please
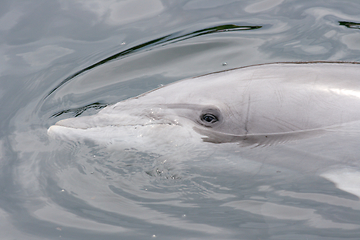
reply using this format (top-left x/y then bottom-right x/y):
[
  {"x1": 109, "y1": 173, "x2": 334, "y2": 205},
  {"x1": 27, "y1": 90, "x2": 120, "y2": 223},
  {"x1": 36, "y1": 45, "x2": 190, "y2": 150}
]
[{"x1": 48, "y1": 62, "x2": 360, "y2": 147}]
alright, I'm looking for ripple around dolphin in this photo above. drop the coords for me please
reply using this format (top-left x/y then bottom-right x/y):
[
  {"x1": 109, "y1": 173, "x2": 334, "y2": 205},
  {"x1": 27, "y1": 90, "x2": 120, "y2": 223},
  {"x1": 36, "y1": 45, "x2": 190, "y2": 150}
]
[
  {"x1": 51, "y1": 102, "x2": 108, "y2": 118},
  {"x1": 44, "y1": 23, "x2": 263, "y2": 100}
]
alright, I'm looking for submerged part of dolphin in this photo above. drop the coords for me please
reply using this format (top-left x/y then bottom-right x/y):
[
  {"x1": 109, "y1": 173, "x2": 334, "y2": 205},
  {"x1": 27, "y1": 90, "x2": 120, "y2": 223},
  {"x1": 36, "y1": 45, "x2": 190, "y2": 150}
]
[{"x1": 48, "y1": 62, "x2": 360, "y2": 147}]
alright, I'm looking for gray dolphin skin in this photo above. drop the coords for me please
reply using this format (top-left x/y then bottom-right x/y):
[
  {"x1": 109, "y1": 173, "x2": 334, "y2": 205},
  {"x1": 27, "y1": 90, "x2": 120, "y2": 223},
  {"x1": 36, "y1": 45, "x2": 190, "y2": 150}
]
[{"x1": 48, "y1": 62, "x2": 360, "y2": 146}]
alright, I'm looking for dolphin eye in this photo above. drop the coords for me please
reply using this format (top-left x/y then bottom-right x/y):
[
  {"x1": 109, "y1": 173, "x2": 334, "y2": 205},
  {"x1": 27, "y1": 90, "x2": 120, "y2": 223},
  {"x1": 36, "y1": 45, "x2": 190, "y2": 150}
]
[
  {"x1": 201, "y1": 113, "x2": 218, "y2": 123},
  {"x1": 197, "y1": 107, "x2": 222, "y2": 127}
]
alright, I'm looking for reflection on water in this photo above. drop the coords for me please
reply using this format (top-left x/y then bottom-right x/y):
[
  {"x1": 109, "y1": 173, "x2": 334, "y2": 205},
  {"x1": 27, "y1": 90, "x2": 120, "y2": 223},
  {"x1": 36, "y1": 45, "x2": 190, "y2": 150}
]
[
  {"x1": 51, "y1": 102, "x2": 107, "y2": 118},
  {"x1": 339, "y1": 21, "x2": 360, "y2": 29},
  {"x1": 2, "y1": 0, "x2": 360, "y2": 239},
  {"x1": 45, "y1": 24, "x2": 262, "y2": 99}
]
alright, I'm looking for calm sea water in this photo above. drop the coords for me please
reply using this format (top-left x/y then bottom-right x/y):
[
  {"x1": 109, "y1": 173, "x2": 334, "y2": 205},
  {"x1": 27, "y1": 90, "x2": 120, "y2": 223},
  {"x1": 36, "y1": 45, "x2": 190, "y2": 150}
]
[{"x1": 1, "y1": 0, "x2": 360, "y2": 239}]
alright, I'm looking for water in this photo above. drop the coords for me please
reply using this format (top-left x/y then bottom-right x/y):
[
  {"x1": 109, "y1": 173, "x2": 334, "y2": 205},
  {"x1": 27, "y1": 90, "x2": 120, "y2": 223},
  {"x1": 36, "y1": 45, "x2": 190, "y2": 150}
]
[{"x1": 1, "y1": 0, "x2": 360, "y2": 239}]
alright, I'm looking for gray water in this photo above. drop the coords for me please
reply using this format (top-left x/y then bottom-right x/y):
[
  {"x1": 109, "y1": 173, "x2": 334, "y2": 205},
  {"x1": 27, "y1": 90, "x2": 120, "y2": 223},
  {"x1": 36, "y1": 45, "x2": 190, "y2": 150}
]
[{"x1": 1, "y1": 0, "x2": 360, "y2": 239}]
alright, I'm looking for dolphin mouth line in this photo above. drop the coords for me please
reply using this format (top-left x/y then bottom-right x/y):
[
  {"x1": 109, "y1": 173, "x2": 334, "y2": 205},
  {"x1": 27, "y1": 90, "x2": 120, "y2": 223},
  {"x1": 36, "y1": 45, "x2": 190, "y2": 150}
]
[{"x1": 54, "y1": 121, "x2": 180, "y2": 130}]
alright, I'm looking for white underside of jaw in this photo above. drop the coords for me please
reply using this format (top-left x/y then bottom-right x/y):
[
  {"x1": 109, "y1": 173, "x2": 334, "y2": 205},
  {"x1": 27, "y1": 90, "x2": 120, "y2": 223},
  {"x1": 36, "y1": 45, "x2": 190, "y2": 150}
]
[
  {"x1": 48, "y1": 120, "x2": 200, "y2": 143},
  {"x1": 47, "y1": 122, "x2": 207, "y2": 156}
]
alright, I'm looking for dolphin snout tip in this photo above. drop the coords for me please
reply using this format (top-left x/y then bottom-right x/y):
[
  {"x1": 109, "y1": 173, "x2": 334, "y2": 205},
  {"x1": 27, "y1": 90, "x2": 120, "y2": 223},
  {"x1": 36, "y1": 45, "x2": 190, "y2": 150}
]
[
  {"x1": 53, "y1": 117, "x2": 91, "y2": 129},
  {"x1": 47, "y1": 125, "x2": 60, "y2": 139},
  {"x1": 47, "y1": 124, "x2": 66, "y2": 137}
]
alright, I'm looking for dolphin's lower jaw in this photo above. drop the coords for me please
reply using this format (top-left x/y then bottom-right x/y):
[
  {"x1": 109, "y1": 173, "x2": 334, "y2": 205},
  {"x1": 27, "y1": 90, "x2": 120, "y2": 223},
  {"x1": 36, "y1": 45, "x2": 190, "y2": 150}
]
[{"x1": 47, "y1": 117, "x2": 203, "y2": 149}]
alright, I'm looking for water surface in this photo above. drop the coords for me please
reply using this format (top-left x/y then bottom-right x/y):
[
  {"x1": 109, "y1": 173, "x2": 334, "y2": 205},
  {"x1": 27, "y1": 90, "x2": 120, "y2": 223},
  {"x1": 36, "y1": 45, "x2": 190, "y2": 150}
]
[{"x1": 1, "y1": 0, "x2": 360, "y2": 239}]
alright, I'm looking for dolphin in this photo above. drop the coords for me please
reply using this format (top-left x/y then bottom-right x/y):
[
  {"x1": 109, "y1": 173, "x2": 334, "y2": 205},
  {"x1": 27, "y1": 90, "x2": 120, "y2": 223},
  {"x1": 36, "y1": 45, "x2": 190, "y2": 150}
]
[
  {"x1": 48, "y1": 62, "x2": 360, "y2": 147},
  {"x1": 48, "y1": 61, "x2": 360, "y2": 199}
]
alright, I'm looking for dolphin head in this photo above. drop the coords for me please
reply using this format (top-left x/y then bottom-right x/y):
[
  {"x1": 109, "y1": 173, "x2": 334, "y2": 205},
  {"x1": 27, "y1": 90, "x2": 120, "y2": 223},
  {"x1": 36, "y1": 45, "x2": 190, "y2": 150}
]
[
  {"x1": 48, "y1": 62, "x2": 360, "y2": 147},
  {"x1": 47, "y1": 85, "x2": 243, "y2": 146}
]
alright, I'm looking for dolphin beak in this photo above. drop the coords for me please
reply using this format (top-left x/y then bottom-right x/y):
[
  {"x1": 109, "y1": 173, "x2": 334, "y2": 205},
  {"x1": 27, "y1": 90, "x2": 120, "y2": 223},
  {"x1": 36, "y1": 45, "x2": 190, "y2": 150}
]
[
  {"x1": 47, "y1": 114, "x2": 122, "y2": 140},
  {"x1": 53, "y1": 116, "x2": 95, "y2": 129},
  {"x1": 47, "y1": 105, "x2": 183, "y2": 141},
  {"x1": 49, "y1": 114, "x2": 123, "y2": 132},
  {"x1": 47, "y1": 116, "x2": 96, "y2": 140}
]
